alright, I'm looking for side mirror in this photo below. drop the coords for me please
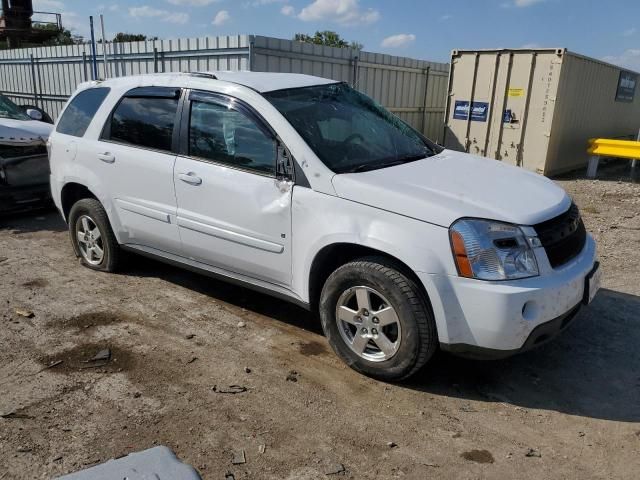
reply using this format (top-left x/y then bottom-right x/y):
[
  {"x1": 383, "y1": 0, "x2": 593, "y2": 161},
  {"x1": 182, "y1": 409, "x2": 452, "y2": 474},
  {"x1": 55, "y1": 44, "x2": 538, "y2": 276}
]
[
  {"x1": 276, "y1": 142, "x2": 294, "y2": 180},
  {"x1": 26, "y1": 108, "x2": 43, "y2": 121}
]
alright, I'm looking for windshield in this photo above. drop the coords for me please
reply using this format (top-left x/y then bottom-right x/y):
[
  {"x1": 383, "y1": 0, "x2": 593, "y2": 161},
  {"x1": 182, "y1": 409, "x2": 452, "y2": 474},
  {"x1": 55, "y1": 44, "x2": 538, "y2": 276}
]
[
  {"x1": 0, "y1": 94, "x2": 30, "y2": 121},
  {"x1": 264, "y1": 83, "x2": 440, "y2": 174}
]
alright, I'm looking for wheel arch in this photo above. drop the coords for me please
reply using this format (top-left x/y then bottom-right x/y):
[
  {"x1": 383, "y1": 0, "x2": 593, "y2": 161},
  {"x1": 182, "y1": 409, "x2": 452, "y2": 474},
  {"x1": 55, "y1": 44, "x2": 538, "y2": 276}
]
[
  {"x1": 60, "y1": 182, "x2": 99, "y2": 221},
  {"x1": 308, "y1": 242, "x2": 434, "y2": 315},
  {"x1": 59, "y1": 180, "x2": 124, "y2": 245}
]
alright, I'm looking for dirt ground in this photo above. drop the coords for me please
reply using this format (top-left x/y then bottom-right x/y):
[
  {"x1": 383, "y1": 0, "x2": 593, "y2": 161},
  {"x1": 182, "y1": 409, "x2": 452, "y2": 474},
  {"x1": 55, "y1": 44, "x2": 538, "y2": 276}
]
[{"x1": 1, "y1": 162, "x2": 639, "y2": 479}]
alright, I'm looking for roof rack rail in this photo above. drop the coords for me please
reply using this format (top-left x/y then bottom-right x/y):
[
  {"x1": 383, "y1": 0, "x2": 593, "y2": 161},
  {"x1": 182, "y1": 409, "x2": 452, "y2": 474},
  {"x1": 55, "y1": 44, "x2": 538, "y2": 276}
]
[{"x1": 189, "y1": 72, "x2": 218, "y2": 80}]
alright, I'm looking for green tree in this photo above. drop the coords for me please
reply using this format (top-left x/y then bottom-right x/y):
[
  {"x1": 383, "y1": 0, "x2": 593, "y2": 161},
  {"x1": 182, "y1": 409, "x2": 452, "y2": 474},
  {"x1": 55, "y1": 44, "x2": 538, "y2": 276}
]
[
  {"x1": 113, "y1": 32, "x2": 157, "y2": 43},
  {"x1": 294, "y1": 31, "x2": 363, "y2": 50},
  {"x1": 33, "y1": 25, "x2": 83, "y2": 45}
]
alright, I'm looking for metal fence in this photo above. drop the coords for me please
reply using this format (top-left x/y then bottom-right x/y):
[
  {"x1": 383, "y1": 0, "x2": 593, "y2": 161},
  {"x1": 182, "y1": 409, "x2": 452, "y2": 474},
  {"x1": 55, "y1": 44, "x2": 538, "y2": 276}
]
[{"x1": 0, "y1": 34, "x2": 449, "y2": 141}]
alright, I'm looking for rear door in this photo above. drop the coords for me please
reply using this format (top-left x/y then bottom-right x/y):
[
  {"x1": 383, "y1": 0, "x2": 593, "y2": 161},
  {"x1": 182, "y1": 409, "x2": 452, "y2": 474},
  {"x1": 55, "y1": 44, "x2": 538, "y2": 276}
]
[
  {"x1": 94, "y1": 87, "x2": 182, "y2": 254},
  {"x1": 173, "y1": 90, "x2": 292, "y2": 286}
]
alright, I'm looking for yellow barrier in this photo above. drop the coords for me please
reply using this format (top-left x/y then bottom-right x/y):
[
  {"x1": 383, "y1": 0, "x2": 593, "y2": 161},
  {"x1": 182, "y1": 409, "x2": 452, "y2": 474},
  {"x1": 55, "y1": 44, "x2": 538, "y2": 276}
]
[
  {"x1": 587, "y1": 138, "x2": 640, "y2": 159},
  {"x1": 586, "y1": 138, "x2": 640, "y2": 178}
]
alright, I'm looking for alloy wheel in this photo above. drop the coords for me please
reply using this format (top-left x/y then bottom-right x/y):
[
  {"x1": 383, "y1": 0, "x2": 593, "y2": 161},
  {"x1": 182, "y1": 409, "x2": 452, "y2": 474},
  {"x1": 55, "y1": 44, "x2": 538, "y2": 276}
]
[
  {"x1": 76, "y1": 215, "x2": 104, "y2": 266},
  {"x1": 335, "y1": 286, "x2": 402, "y2": 362}
]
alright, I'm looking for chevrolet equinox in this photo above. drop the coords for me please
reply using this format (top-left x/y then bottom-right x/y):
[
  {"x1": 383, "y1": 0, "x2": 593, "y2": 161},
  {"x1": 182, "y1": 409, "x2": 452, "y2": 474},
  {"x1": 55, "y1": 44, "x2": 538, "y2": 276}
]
[{"x1": 49, "y1": 72, "x2": 601, "y2": 380}]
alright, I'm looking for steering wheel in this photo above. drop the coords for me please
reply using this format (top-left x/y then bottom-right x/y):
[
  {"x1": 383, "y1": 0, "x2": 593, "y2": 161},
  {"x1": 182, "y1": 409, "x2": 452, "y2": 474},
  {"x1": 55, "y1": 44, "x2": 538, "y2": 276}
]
[
  {"x1": 342, "y1": 133, "x2": 364, "y2": 146},
  {"x1": 332, "y1": 133, "x2": 366, "y2": 167}
]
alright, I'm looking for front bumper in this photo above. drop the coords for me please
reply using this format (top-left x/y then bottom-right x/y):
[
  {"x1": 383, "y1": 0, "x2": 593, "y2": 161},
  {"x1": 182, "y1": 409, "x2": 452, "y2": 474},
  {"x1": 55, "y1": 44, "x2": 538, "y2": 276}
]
[
  {"x1": 440, "y1": 303, "x2": 582, "y2": 359},
  {"x1": 419, "y1": 234, "x2": 598, "y2": 355},
  {"x1": 0, "y1": 183, "x2": 52, "y2": 214}
]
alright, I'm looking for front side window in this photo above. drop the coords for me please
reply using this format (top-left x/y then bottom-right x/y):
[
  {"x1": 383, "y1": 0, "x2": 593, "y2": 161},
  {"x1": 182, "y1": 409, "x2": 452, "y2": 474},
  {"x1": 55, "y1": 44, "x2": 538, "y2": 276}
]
[
  {"x1": 56, "y1": 87, "x2": 110, "y2": 137},
  {"x1": 108, "y1": 95, "x2": 179, "y2": 152},
  {"x1": 189, "y1": 99, "x2": 275, "y2": 174},
  {"x1": 264, "y1": 83, "x2": 440, "y2": 174}
]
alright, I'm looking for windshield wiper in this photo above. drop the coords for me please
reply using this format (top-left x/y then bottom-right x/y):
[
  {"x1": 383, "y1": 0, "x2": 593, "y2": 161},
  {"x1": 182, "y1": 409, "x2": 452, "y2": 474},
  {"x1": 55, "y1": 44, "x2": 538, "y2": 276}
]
[{"x1": 346, "y1": 153, "x2": 427, "y2": 173}]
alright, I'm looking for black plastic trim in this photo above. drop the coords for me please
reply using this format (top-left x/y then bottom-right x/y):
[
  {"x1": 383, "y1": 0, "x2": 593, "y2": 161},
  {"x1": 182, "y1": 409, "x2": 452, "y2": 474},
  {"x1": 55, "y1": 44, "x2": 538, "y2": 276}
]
[
  {"x1": 124, "y1": 87, "x2": 181, "y2": 99},
  {"x1": 533, "y1": 202, "x2": 587, "y2": 269},
  {"x1": 582, "y1": 261, "x2": 600, "y2": 305},
  {"x1": 293, "y1": 158, "x2": 311, "y2": 188}
]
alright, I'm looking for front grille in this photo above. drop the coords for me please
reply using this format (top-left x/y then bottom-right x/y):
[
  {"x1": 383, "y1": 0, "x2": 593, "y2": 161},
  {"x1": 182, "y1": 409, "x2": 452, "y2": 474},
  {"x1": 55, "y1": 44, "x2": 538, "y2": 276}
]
[{"x1": 533, "y1": 203, "x2": 587, "y2": 268}]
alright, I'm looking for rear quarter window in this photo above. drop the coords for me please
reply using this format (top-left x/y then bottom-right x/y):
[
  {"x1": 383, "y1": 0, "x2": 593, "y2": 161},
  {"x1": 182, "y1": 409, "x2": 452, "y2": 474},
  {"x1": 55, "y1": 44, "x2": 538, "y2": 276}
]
[{"x1": 56, "y1": 87, "x2": 111, "y2": 137}]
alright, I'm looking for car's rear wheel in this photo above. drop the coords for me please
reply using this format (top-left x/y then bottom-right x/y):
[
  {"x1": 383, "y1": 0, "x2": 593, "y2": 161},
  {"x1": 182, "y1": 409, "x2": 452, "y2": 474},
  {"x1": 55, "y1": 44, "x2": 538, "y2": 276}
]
[
  {"x1": 319, "y1": 256, "x2": 437, "y2": 381},
  {"x1": 68, "y1": 198, "x2": 120, "y2": 272}
]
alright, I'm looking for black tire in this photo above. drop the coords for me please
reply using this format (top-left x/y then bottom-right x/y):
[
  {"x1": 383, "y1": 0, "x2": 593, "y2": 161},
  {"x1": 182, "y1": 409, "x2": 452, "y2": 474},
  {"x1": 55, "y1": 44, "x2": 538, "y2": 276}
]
[
  {"x1": 319, "y1": 256, "x2": 437, "y2": 381},
  {"x1": 68, "y1": 198, "x2": 120, "y2": 272}
]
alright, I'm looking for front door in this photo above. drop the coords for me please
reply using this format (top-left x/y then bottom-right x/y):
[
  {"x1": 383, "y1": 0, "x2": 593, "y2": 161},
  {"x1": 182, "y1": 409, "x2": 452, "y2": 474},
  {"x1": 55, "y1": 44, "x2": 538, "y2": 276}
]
[{"x1": 174, "y1": 91, "x2": 292, "y2": 287}]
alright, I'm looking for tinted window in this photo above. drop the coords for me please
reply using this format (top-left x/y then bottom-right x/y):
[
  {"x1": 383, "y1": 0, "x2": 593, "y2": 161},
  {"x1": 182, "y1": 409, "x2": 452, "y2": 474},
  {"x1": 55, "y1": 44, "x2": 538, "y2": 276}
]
[
  {"x1": 0, "y1": 94, "x2": 30, "y2": 121},
  {"x1": 189, "y1": 100, "x2": 275, "y2": 174},
  {"x1": 109, "y1": 96, "x2": 178, "y2": 152},
  {"x1": 56, "y1": 87, "x2": 110, "y2": 137}
]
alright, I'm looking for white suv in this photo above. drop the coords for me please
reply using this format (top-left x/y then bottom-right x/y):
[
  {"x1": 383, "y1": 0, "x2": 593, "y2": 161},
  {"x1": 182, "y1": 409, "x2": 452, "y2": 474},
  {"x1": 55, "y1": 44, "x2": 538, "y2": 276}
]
[{"x1": 49, "y1": 72, "x2": 600, "y2": 380}]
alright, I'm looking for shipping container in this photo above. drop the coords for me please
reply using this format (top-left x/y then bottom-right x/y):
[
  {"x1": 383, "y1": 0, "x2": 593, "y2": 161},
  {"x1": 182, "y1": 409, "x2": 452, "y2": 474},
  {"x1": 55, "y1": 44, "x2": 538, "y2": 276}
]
[{"x1": 444, "y1": 48, "x2": 640, "y2": 175}]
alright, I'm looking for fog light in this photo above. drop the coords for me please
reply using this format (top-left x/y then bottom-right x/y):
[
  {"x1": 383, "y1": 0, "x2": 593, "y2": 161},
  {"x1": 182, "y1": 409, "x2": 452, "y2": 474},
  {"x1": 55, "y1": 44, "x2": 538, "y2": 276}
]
[{"x1": 521, "y1": 301, "x2": 539, "y2": 321}]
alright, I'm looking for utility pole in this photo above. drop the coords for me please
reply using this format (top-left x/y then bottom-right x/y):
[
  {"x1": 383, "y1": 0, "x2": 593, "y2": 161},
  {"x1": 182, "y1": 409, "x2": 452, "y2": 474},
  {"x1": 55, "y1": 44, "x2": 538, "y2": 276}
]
[
  {"x1": 99, "y1": 14, "x2": 109, "y2": 78},
  {"x1": 89, "y1": 16, "x2": 98, "y2": 80}
]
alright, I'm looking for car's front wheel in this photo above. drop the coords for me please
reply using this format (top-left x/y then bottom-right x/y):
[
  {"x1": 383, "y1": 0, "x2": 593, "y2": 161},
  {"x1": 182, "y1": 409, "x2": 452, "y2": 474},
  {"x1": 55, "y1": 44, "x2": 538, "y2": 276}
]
[
  {"x1": 319, "y1": 256, "x2": 437, "y2": 381},
  {"x1": 68, "y1": 198, "x2": 120, "y2": 272}
]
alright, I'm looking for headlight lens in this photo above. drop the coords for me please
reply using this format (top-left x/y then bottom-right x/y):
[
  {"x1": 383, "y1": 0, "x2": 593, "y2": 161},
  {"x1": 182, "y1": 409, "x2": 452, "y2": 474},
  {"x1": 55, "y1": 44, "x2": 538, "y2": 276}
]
[{"x1": 449, "y1": 219, "x2": 539, "y2": 280}]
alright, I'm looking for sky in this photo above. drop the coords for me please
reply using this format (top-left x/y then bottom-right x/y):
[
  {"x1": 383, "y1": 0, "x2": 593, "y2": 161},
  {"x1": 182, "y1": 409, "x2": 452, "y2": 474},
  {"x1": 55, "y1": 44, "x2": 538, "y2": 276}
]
[{"x1": 31, "y1": 0, "x2": 640, "y2": 71}]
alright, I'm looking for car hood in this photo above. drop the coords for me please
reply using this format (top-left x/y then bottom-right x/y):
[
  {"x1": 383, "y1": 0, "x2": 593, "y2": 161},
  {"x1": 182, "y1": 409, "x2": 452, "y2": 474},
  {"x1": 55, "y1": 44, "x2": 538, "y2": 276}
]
[
  {"x1": 0, "y1": 118, "x2": 53, "y2": 147},
  {"x1": 331, "y1": 149, "x2": 571, "y2": 227}
]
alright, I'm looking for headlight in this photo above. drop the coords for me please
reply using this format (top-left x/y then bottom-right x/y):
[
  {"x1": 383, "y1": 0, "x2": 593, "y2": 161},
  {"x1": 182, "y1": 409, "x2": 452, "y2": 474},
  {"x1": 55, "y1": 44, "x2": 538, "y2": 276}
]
[{"x1": 449, "y1": 219, "x2": 539, "y2": 280}]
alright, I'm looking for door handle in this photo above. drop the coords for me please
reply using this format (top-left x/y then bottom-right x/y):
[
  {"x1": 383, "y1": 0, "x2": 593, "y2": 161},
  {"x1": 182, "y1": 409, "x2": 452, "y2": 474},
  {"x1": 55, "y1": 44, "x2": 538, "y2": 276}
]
[
  {"x1": 97, "y1": 152, "x2": 115, "y2": 163},
  {"x1": 178, "y1": 172, "x2": 202, "y2": 185}
]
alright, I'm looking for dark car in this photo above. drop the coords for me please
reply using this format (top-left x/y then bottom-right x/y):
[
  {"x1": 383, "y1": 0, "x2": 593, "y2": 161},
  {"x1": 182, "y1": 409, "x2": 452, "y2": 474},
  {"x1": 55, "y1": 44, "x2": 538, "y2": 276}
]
[{"x1": 0, "y1": 93, "x2": 53, "y2": 214}]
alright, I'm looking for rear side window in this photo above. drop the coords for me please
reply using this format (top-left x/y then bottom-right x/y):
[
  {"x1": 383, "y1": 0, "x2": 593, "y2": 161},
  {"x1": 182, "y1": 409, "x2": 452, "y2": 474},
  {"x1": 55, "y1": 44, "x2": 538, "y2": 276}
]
[
  {"x1": 106, "y1": 91, "x2": 179, "y2": 152},
  {"x1": 56, "y1": 87, "x2": 110, "y2": 137}
]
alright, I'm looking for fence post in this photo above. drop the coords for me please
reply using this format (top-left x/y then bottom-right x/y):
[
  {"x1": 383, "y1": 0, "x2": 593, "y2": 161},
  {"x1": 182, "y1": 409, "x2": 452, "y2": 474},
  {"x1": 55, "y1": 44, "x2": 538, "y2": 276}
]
[
  {"x1": 36, "y1": 57, "x2": 44, "y2": 109},
  {"x1": 100, "y1": 14, "x2": 109, "y2": 78},
  {"x1": 112, "y1": 41, "x2": 120, "y2": 77},
  {"x1": 29, "y1": 54, "x2": 39, "y2": 107},
  {"x1": 420, "y1": 67, "x2": 431, "y2": 136},
  {"x1": 248, "y1": 36, "x2": 255, "y2": 71},
  {"x1": 82, "y1": 52, "x2": 88, "y2": 81},
  {"x1": 153, "y1": 47, "x2": 159, "y2": 73},
  {"x1": 89, "y1": 16, "x2": 98, "y2": 80},
  {"x1": 351, "y1": 51, "x2": 359, "y2": 88},
  {"x1": 632, "y1": 128, "x2": 640, "y2": 178},
  {"x1": 587, "y1": 156, "x2": 600, "y2": 179}
]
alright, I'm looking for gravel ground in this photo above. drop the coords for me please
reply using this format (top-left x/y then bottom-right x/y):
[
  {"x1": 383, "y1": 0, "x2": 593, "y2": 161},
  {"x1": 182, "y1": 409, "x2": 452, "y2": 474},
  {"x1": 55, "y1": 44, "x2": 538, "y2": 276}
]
[{"x1": 1, "y1": 162, "x2": 639, "y2": 479}]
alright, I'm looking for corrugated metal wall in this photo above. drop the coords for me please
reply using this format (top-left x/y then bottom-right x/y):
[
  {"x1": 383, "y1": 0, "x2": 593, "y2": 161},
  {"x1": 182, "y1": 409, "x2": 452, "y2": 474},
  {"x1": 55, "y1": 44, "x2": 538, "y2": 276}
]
[
  {"x1": 357, "y1": 50, "x2": 449, "y2": 141},
  {"x1": 0, "y1": 35, "x2": 251, "y2": 118},
  {"x1": 0, "y1": 34, "x2": 449, "y2": 141},
  {"x1": 251, "y1": 36, "x2": 450, "y2": 141}
]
